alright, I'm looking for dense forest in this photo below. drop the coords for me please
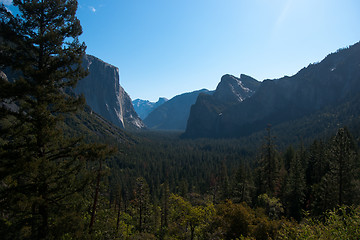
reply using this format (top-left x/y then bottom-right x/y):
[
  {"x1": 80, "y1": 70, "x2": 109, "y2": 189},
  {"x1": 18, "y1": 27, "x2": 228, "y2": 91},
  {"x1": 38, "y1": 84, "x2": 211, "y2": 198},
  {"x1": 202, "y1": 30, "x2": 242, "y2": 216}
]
[{"x1": 1, "y1": 1, "x2": 360, "y2": 240}]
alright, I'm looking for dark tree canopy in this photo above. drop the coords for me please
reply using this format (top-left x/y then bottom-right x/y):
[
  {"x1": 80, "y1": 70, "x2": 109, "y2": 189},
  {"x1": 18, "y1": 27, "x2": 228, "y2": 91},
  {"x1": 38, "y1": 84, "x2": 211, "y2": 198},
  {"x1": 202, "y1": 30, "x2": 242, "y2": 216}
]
[{"x1": 0, "y1": 1, "x2": 114, "y2": 239}]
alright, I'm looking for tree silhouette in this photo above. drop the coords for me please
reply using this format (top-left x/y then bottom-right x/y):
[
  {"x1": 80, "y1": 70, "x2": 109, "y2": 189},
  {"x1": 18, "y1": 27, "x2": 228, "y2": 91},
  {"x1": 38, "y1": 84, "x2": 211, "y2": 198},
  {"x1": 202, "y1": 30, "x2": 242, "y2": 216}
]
[{"x1": 0, "y1": 1, "x2": 113, "y2": 238}]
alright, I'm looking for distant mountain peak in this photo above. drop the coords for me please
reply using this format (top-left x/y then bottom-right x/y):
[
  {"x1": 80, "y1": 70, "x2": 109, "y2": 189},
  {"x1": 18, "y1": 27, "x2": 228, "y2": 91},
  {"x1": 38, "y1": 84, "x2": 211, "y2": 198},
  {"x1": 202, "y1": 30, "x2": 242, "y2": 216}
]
[{"x1": 133, "y1": 97, "x2": 168, "y2": 120}]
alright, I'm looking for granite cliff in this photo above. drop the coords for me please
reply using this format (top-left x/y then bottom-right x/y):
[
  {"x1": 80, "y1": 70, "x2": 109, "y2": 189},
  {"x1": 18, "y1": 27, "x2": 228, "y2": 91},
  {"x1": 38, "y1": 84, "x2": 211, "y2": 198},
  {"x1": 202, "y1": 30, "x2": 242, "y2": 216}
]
[
  {"x1": 184, "y1": 74, "x2": 260, "y2": 138},
  {"x1": 75, "y1": 55, "x2": 145, "y2": 130}
]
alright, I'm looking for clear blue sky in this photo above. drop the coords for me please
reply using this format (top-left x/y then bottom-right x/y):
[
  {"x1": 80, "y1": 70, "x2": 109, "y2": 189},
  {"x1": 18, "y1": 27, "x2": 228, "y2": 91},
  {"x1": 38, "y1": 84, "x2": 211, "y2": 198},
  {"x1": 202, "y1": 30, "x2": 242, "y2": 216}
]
[{"x1": 3, "y1": 0, "x2": 360, "y2": 102}]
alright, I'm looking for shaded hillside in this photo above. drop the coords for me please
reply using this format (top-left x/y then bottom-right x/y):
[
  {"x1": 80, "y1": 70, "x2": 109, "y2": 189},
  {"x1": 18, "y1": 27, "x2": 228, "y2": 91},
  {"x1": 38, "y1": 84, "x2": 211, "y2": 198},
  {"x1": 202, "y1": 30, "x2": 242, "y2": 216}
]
[
  {"x1": 184, "y1": 42, "x2": 360, "y2": 138},
  {"x1": 0, "y1": 68, "x2": 134, "y2": 145},
  {"x1": 62, "y1": 105, "x2": 134, "y2": 144},
  {"x1": 144, "y1": 89, "x2": 211, "y2": 131}
]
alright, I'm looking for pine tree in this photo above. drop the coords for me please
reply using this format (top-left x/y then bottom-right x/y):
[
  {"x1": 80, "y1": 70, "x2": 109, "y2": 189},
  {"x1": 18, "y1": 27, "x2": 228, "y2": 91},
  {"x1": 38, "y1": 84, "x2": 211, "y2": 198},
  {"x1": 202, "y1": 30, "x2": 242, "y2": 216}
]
[
  {"x1": 284, "y1": 151, "x2": 305, "y2": 221},
  {"x1": 232, "y1": 164, "x2": 253, "y2": 204},
  {"x1": 133, "y1": 177, "x2": 152, "y2": 233},
  {"x1": 313, "y1": 128, "x2": 358, "y2": 214},
  {"x1": 305, "y1": 139, "x2": 328, "y2": 210},
  {"x1": 0, "y1": 1, "x2": 113, "y2": 238},
  {"x1": 328, "y1": 128, "x2": 357, "y2": 206},
  {"x1": 159, "y1": 181, "x2": 170, "y2": 239},
  {"x1": 256, "y1": 125, "x2": 279, "y2": 197},
  {"x1": 219, "y1": 160, "x2": 230, "y2": 201}
]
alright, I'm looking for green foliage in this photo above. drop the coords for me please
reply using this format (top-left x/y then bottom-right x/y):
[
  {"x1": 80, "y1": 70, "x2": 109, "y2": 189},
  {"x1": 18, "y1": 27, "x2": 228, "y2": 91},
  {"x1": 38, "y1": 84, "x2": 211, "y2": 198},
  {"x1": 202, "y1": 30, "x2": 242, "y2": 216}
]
[
  {"x1": 256, "y1": 126, "x2": 281, "y2": 196},
  {"x1": 0, "y1": 1, "x2": 115, "y2": 239},
  {"x1": 257, "y1": 194, "x2": 284, "y2": 220},
  {"x1": 132, "y1": 177, "x2": 153, "y2": 233},
  {"x1": 168, "y1": 194, "x2": 215, "y2": 240},
  {"x1": 231, "y1": 164, "x2": 254, "y2": 204},
  {"x1": 283, "y1": 151, "x2": 306, "y2": 221},
  {"x1": 1, "y1": 1, "x2": 359, "y2": 240},
  {"x1": 202, "y1": 200, "x2": 283, "y2": 240},
  {"x1": 278, "y1": 206, "x2": 360, "y2": 239},
  {"x1": 312, "y1": 128, "x2": 359, "y2": 215}
]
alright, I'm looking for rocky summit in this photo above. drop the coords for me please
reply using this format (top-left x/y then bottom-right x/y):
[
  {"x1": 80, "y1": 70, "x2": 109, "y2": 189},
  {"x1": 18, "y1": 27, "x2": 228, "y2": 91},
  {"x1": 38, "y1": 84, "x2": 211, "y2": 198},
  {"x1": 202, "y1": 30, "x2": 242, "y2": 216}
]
[{"x1": 184, "y1": 74, "x2": 260, "y2": 138}]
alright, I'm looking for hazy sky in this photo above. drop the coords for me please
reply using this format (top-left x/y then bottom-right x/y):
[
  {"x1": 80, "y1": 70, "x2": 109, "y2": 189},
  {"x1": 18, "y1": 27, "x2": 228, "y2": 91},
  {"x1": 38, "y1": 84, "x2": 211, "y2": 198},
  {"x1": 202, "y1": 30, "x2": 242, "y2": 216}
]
[{"x1": 3, "y1": 0, "x2": 360, "y2": 102}]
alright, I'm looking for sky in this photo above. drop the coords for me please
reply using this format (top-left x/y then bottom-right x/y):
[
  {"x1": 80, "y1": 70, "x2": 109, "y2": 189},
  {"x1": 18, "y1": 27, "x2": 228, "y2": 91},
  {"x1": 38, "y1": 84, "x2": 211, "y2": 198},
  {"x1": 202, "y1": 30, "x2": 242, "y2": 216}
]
[{"x1": 2, "y1": 0, "x2": 360, "y2": 102}]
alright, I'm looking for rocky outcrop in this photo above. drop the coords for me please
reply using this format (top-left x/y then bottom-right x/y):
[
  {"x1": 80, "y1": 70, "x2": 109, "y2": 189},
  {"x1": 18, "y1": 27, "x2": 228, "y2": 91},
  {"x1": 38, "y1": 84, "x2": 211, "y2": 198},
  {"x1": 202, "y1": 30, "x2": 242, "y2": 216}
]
[
  {"x1": 184, "y1": 42, "x2": 360, "y2": 138},
  {"x1": 133, "y1": 97, "x2": 168, "y2": 120},
  {"x1": 184, "y1": 74, "x2": 260, "y2": 138},
  {"x1": 144, "y1": 89, "x2": 211, "y2": 131},
  {"x1": 75, "y1": 55, "x2": 145, "y2": 130},
  {"x1": 213, "y1": 74, "x2": 260, "y2": 104}
]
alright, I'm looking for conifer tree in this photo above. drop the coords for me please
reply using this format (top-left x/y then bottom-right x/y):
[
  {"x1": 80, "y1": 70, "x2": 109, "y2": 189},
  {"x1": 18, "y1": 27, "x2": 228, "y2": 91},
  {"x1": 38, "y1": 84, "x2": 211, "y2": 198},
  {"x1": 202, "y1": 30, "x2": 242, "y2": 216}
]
[
  {"x1": 313, "y1": 128, "x2": 358, "y2": 214},
  {"x1": 284, "y1": 151, "x2": 305, "y2": 221},
  {"x1": 159, "y1": 181, "x2": 170, "y2": 239},
  {"x1": 256, "y1": 125, "x2": 279, "y2": 196},
  {"x1": 232, "y1": 164, "x2": 253, "y2": 204},
  {"x1": 327, "y1": 128, "x2": 357, "y2": 206},
  {"x1": 0, "y1": 1, "x2": 113, "y2": 239},
  {"x1": 133, "y1": 177, "x2": 152, "y2": 233},
  {"x1": 219, "y1": 160, "x2": 230, "y2": 200}
]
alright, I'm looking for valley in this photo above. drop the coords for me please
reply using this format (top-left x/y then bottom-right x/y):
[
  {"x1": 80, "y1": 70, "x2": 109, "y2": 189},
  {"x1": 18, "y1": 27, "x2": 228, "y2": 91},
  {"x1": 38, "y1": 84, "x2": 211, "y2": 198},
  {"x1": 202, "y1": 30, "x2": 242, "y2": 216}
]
[{"x1": 1, "y1": 1, "x2": 360, "y2": 239}]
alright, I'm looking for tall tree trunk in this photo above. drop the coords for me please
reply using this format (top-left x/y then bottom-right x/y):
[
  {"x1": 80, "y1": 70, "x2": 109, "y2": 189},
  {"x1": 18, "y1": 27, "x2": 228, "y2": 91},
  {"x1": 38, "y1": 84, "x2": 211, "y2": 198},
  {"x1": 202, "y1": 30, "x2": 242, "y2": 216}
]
[{"x1": 38, "y1": 203, "x2": 48, "y2": 239}]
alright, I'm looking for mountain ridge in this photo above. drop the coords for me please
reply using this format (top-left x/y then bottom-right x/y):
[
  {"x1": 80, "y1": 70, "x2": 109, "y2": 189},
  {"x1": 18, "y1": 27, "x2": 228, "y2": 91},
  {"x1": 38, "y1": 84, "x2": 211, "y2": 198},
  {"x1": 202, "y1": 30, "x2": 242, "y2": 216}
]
[{"x1": 184, "y1": 41, "x2": 360, "y2": 138}]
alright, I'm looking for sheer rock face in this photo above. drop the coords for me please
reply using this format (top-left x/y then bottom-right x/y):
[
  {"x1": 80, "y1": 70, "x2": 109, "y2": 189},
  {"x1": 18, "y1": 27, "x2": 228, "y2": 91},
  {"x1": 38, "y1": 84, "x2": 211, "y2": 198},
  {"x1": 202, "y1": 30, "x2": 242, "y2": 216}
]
[
  {"x1": 184, "y1": 41, "x2": 360, "y2": 138},
  {"x1": 75, "y1": 55, "x2": 145, "y2": 130},
  {"x1": 184, "y1": 74, "x2": 260, "y2": 138}
]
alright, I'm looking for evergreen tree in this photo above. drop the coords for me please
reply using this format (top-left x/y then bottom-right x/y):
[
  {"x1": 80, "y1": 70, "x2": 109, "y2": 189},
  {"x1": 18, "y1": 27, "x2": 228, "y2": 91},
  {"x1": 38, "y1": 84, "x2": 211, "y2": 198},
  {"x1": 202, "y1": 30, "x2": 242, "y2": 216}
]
[
  {"x1": 328, "y1": 128, "x2": 357, "y2": 206},
  {"x1": 313, "y1": 128, "x2": 358, "y2": 214},
  {"x1": 219, "y1": 160, "x2": 230, "y2": 201},
  {"x1": 256, "y1": 125, "x2": 279, "y2": 197},
  {"x1": 306, "y1": 140, "x2": 327, "y2": 189},
  {"x1": 0, "y1": 1, "x2": 113, "y2": 238},
  {"x1": 159, "y1": 181, "x2": 170, "y2": 239},
  {"x1": 284, "y1": 151, "x2": 305, "y2": 221},
  {"x1": 232, "y1": 164, "x2": 253, "y2": 204},
  {"x1": 133, "y1": 177, "x2": 152, "y2": 233}
]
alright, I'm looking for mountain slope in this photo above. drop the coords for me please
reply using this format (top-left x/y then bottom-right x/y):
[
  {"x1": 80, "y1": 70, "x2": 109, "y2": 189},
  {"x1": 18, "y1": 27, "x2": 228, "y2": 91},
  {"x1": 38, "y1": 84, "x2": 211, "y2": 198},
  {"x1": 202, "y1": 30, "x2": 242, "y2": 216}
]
[
  {"x1": 133, "y1": 97, "x2": 168, "y2": 120},
  {"x1": 184, "y1": 42, "x2": 360, "y2": 138},
  {"x1": 0, "y1": 69, "x2": 133, "y2": 144},
  {"x1": 184, "y1": 74, "x2": 260, "y2": 137},
  {"x1": 144, "y1": 89, "x2": 211, "y2": 131},
  {"x1": 74, "y1": 55, "x2": 145, "y2": 130}
]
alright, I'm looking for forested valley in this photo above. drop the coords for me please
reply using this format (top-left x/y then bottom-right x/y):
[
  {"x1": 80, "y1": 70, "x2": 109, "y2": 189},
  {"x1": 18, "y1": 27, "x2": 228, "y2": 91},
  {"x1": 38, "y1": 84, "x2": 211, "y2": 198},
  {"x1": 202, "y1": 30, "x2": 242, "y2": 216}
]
[
  {"x1": 100, "y1": 127, "x2": 360, "y2": 239},
  {"x1": 1, "y1": 1, "x2": 360, "y2": 240}
]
